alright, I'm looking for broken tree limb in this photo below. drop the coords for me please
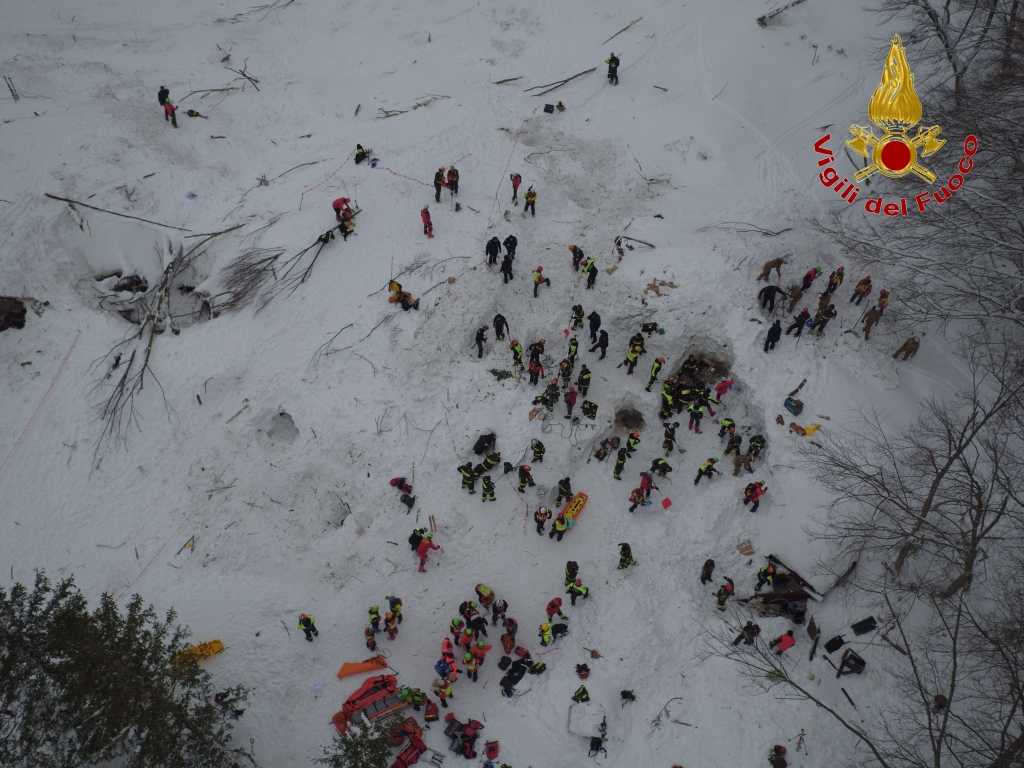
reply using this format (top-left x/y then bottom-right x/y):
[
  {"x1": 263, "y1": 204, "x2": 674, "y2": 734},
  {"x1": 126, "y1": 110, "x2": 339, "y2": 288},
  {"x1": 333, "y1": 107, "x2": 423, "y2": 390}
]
[
  {"x1": 179, "y1": 87, "x2": 241, "y2": 102},
  {"x1": 225, "y1": 59, "x2": 260, "y2": 91},
  {"x1": 619, "y1": 235, "x2": 655, "y2": 248},
  {"x1": 523, "y1": 68, "x2": 596, "y2": 97},
  {"x1": 652, "y1": 84, "x2": 668, "y2": 92},
  {"x1": 44, "y1": 193, "x2": 192, "y2": 232},
  {"x1": 601, "y1": 16, "x2": 643, "y2": 45},
  {"x1": 492, "y1": 76, "x2": 523, "y2": 85},
  {"x1": 757, "y1": 0, "x2": 808, "y2": 27},
  {"x1": 272, "y1": 159, "x2": 323, "y2": 181}
]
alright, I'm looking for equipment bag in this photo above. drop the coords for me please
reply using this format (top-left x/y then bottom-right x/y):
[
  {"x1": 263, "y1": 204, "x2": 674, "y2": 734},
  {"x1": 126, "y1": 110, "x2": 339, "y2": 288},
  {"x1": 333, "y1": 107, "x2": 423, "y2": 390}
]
[
  {"x1": 851, "y1": 616, "x2": 877, "y2": 635},
  {"x1": 824, "y1": 634, "x2": 846, "y2": 653},
  {"x1": 497, "y1": 655, "x2": 512, "y2": 671},
  {"x1": 784, "y1": 397, "x2": 804, "y2": 416}
]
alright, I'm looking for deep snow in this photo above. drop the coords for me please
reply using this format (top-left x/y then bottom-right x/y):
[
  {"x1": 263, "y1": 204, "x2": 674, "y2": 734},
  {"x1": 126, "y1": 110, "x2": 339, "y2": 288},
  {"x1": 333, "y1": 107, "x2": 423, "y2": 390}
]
[{"x1": 0, "y1": 0, "x2": 966, "y2": 765}]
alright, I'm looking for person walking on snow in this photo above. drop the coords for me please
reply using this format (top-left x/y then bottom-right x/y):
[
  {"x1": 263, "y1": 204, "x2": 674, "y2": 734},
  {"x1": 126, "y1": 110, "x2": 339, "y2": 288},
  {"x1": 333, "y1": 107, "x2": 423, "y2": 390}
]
[
  {"x1": 546, "y1": 597, "x2": 567, "y2": 621},
  {"x1": 368, "y1": 605, "x2": 382, "y2": 633},
  {"x1": 534, "y1": 505, "x2": 552, "y2": 534},
  {"x1": 863, "y1": 306, "x2": 882, "y2": 340},
  {"x1": 459, "y1": 462, "x2": 477, "y2": 494},
  {"x1": 564, "y1": 387, "x2": 578, "y2": 418},
  {"x1": 524, "y1": 186, "x2": 537, "y2": 216},
  {"x1": 420, "y1": 207, "x2": 434, "y2": 238},
  {"x1": 571, "y1": 304, "x2": 585, "y2": 330},
  {"x1": 687, "y1": 401, "x2": 705, "y2": 433},
  {"x1": 618, "y1": 543, "x2": 636, "y2": 569},
  {"x1": 646, "y1": 356, "x2": 665, "y2": 391},
  {"x1": 851, "y1": 275, "x2": 873, "y2": 305},
  {"x1": 417, "y1": 533, "x2": 440, "y2": 572},
  {"x1": 481, "y1": 475, "x2": 496, "y2": 502},
  {"x1": 663, "y1": 421, "x2": 679, "y2": 455},
  {"x1": 158, "y1": 85, "x2": 170, "y2": 106},
  {"x1": 577, "y1": 365, "x2": 592, "y2": 397},
  {"x1": 532, "y1": 266, "x2": 550, "y2": 298},
  {"x1": 585, "y1": 260, "x2": 598, "y2": 289},
  {"x1": 591, "y1": 329, "x2": 609, "y2": 359},
  {"x1": 531, "y1": 439, "x2": 546, "y2": 463},
  {"x1": 556, "y1": 476, "x2": 574, "y2": 505},
  {"x1": 764, "y1": 320, "x2": 782, "y2": 352},
  {"x1": 446, "y1": 166, "x2": 459, "y2": 196},
  {"x1": 878, "y1": 287, "x2": 891, "y2": 314},
  {"x1": 475, "y1": 327, "x2": 488, "y2": 358},
  {"x1": 493, "y1": 313, "x2": 508, "y2": 340},
  {"x1": 503, "y1": 234, "x2": 518, "y2": 258},
  {"x1": 569, "y1": 245, "x2": 585, "y2": 272},
  {"x1": 812, "y1": 303, "x2": 837, "y2": 336},
  {"x1": 517, "y1": 464, "x2": 536, "y2": 492},
  {"x1": 163, "y1": 100, "x2": 178, "y2": 128},
  {"x1": 700, "y1": 558, "x2": 715, "y2": 585},
  {"x1": 694, "y1": 458, "x2": 720, "y2": 485},
  {"x1": 606, "y1": 52, "x2": 620, "y2": 85},
  {"x1": 801, "y1": 267, "x2": 821, "y2": 291},
  {"x1": 510, "y1": 338, "x2": 524, "y2": 369},
  {"x1": 743, "y1": 481, "x2": 766, "y2": 513},
  {"x1": 486, "y1": 236, "x2": 501, "y2": 266},
  {"x1": 613, "y1": 447, "x2": 628, "y2": 480},
  {"x1": 757, "y1": 256, "x2": 785, "y2": 281},
  {"x1": 500, "y1": 252, "x2": 514, "y2": 283},
  {"x1": 510, "y1": 172, "x2": 522, "y2": 204},
  {"x1": 433, "y1": 168, "x2": 446, "y2": 202},
  {"x1": 298, "y1": 613, "x2": 318, "y2": 642},
  {"x1": 758, "y1": 284, "x2": 785, "y2": 313},
  {"x1": 567, "y1": 335, "x2": 579, "y2": 363},
  {"x1": 786, "y1": 308, "x2": 810, "y2": 337},
  {"x1": 567, "y1": 578, "x2": 589, "y2": 605},
  {"x1": 893, "y1": 335, "x2": 920, "y2": 360},
  {"x1": 618, "y1": 343, "x2": 641, "y2": 374},
  {"x1": 825, "y1": 266, "x2": 845, "y2": 294},
  {"x1": 588, "y1": 310, "x2": 601, "y2": 343}
]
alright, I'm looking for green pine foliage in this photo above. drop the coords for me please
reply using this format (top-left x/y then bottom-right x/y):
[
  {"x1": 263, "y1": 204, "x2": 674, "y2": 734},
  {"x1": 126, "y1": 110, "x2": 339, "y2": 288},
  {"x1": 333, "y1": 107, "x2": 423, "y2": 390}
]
[
  {"x1": 315, "y1": 723, "x2": 394, "y2": 768},
  {"x1": 0, "y1": 572, "x2": 254, "y2": 768}
]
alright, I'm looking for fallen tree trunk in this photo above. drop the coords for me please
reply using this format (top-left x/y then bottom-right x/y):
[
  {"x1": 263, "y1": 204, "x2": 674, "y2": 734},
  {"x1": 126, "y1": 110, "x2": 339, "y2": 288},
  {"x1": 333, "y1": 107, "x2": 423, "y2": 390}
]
[
  {"x1": 44, "y1": 193, "x2": 192, "y2": 232},
  {"x1": 523, "y1": 68, "x2": 596, "y2": 97}
]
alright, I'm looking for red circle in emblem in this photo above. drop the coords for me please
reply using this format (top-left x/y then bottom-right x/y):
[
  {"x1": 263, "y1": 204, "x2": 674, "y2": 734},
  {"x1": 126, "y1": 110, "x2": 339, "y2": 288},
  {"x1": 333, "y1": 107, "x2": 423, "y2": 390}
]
[{"x1": 880, "y1": 139, "x2": 912, "y2": 171}]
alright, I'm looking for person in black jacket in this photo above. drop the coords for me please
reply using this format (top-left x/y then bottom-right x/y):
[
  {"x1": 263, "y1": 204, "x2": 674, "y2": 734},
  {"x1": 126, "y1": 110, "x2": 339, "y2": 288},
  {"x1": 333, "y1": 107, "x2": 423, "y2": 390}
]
[
  {"x1": 500, "y1": 253, "x2": 514, "y2": 283},
  {"x1": 758, "y1": 284, "x2": 785, "y2": 313},
  {"x1": 493, "y1": 313, "x2": 509, "y2": 340},
  {"x1": 475, "y1": 327, "x2": 488, "y2": 359},
  {"x1": 764, "y1": 320, "x2": 782, "y2": 352},
  {"x1": 485, "y1": 236, "x2": 501, "y2": 266},
  {"x1": 588, "y1": 311, "x2": 601, "y2": 343},
  {"x1": 433, "y1": 168, "x2": 446, "y2": 202},
  {"x1": 158, "y1": 85, "x2": 170, "y2": 105},
  {"x1": 590, "y1": 329, "x2": 609, "y2": 359},
  {"x1": 503, "y1": 235, "x2": 518, "y2": 259}
]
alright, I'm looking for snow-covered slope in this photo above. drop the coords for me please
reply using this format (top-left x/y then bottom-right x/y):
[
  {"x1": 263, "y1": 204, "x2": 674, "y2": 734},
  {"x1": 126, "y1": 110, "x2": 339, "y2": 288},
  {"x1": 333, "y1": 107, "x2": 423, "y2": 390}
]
[{"x1": 0, "y1": 0, "x2": 961, "y2": 765}]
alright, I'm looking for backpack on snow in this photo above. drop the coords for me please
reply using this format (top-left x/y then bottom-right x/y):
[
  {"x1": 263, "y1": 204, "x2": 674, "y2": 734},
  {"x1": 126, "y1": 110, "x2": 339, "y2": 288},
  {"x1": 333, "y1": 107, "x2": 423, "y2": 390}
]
[
  {"x1": 528, "y1": 661, "x2": 546, "y2": 675},
  {"x1": 497, "y1": 655, "x2": 512, "y2": 671},
  {"x1": 784, "y1": 396, "x2": 803, "y2": 416},
  {"x1": 434, "y1": 658, "x2": 450, "y2": 678},
  {"x1": 409, "y1": 530, "x2": 424, "y2": 550}
]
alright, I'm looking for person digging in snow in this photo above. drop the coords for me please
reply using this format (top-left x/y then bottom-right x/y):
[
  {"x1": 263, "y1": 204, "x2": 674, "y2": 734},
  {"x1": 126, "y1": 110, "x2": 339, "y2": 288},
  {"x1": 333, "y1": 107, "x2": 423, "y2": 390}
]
[
  {"x1": 556, "y1": 476, "x2": 574, "y2": 505},
  {"x1": 733, "y1": 620, "x2": 761, "y2": 645},
  {"x1": 417, "y1": 533, "x2": 440, "y2": 572},
  {"x1": 863, "y1": 306, "x2": 882, "y2": 340},
  {"x1": 606, "y1": 52, "x2": 620, "y2": 85},
  {"x1": 613, "y1": 447, "x2": 628, "y2": 480},
  {"x1": 724, "y1": 431, "x2": 743, "y2": 456},
  {"x1": 718, "y1": 418, "x2": 736, "y2": 439},
  {"x1": 851, "y1": 275, "x2": 873, "y2": 305},
  {"x1": 663, "y1": 421, "x2": 679, "y2": 455},
  {"x1": 812, "y1": 303, "x2": 837, "y2": 336},
  {"x1": 694, "y1": 457, "x2": 720, "y2": 485},
  {"x1": 715, "y1": 577, "x2": 735, "y2": 611},
  {"x1": 618, "y1": 342, "x2": 641, "y2": 374},
  {"x1": 650, "y1": 457, "x2": 673, "y2": 478},
  {"x1": 786, "y1": 307, "x2": 810, "y2": 337},
  {"x1": 564, "y1": 387, "x2": 577, "y2": 418},
  {"x1": 893, "y1": 335, "x2": 920, "y2": 360},
  {"x1": 298, "y1": 612, "x2": 318, "y2": 642},
  {"x1": 826, "y1": 266, "x2": 845, "y2": 294},
  {"x1": 354, "y1": 144, "x2": 370, "y2": 164},
  {"x1": 787, "y1": 284, "x2": 803, "y2": 312},
  {"x1": 758, "y1": 284, "x2": 785, "y2": 313},
  {"x1": 743, "y1": 481, "x2": 766, "y2": 513},
  {"x1": 493, "y1": 313, "x2": 508, "y2": 340},
  {"x1": 510, "y1": 172, "x2": 522, "y2": 204},
  {"x1": 639, "y1": 471, "x2": 658, "y2": 500}
]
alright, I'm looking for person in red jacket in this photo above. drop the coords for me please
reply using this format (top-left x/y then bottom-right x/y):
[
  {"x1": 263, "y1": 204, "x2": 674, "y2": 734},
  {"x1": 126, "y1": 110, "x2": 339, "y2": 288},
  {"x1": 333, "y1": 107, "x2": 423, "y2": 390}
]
[
  {"x1": 564, "y1": 386, "x2": 578, "y2": 419},
  {"x1": 528, "y1": 358, "x2": 544, "y2": 386},
  {"x1": 770, "y1": 630, "x2": 795, "y2": 654},
  {"x1": 163, "y1": 100, "x2": 178, "y2": 128},
  {"x1": 628, "y1": 486, "x2": 645, "y2": 513},
  {"x1": 743, "y1": 481, "x2": 767, "y2": 513},
  {"x1": 510, "y1": 172, "x2": 522, "y2": 204},
  {"x1": 470, "y1": 639, "x2": 492, "y2": 666},
  {"x1": 545, "y1": 597, "x2": 567, "y2": 620},
  {"x1": 446, "y1": 167, "x2": 460, "y2": 196},
  {"x1": 420, "y1": 206, "x2": 433, "y2": 238},
  {"x1": 416, "y1": 532, "x2": 440, "y2": 572}
]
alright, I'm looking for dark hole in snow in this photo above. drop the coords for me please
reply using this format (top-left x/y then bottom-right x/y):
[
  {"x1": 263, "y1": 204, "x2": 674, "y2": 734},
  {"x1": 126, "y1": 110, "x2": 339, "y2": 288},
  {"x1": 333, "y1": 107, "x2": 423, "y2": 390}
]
[
  {"x1": 0, "y1": 296, "x2": 27, "y2": 332},
  {"x1": 614, "y1": 407, "x2": 645, "y2": 431},
  {"x1": 264, "y1": 411, "x2": 299, "y2": 444},
  {"x1": 670, "y1": 350, "x2": 731, "y2": 390}
]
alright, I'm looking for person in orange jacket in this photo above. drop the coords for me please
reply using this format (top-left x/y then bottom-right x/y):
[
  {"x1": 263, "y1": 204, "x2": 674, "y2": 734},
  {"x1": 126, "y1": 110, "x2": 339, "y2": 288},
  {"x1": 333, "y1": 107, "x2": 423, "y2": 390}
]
[
  {"x1": 770, "y1": 630, "x2": 796, "y2": 654},
  {"x1": 416, "y1": 532, "x2": 440, "y2": 571},
  {"x1": 546, "y1": 596, "x2": 567, "y2": 621},
  {"x1": 470, "y1": 639, "x2": 492, "y2": 666},
  {"x1": 446, "y1": 166, "x2": 460, "y2": 196},
  {"x1": 163, "y1": 100, "x2": 178, "y2": 128},
  {"x1": 420, "y1": 207, "x2": 434, "y2": 238}
]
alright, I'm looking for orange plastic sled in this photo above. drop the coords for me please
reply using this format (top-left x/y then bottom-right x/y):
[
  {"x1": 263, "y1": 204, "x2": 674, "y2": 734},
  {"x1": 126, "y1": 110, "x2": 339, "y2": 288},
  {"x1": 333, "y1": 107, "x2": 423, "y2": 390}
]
[
  {"x1": 337, "y1": 655, "x2": 389, "y2": 679},
  {"x1": 561, "y1": 491, "x2": 589, "y2": 521},
  {"x1": 174, "y1": 639, "x2": 225, "y2": 665}
]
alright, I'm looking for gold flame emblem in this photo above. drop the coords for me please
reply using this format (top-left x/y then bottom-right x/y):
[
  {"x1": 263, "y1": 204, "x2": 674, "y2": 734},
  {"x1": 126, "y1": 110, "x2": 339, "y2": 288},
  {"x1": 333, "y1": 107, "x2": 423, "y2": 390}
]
[{"x1": 846, "y1": 34, "x2": 945, "y2": 183}]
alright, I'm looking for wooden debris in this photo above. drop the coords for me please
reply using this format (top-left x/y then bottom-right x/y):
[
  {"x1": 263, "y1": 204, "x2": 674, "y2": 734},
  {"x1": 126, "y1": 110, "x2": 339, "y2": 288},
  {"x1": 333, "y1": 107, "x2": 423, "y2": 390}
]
[
  {"x1": 4, "y1": 74, "x2": 20, "y2": 101},
  {"x1": 523, "y1": 68, "x2": 596, "y2": 97},
  {"x1": 643, "y1": 279, "x2": 678, "y2": 297},
  {"x1": 652, "y1": 85, "x2": 668, "y2": 92},
  {"x1": 757, "y1": 0, "x2": 808, "y2": 27},
  {"x1": 602, "y1": 17, "x2": 643, "y2": 45},
  {"x1": 492, "y1": 76, "x2": 523, "y2": 85}
]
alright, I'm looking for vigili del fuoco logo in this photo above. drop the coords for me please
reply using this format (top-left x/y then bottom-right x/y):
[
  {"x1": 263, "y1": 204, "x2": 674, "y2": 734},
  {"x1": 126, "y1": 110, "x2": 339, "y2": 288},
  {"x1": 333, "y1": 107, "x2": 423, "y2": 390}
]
[{"x1": 812, "y1": 34, "x2": 979, "y2": 217}]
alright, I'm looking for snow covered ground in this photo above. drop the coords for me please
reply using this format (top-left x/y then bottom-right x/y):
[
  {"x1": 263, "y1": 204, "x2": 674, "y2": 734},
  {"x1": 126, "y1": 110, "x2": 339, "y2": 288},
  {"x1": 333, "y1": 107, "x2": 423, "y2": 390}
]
[{"x1": 0, "y1": 0, "x2": 963, "y2": 765}]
